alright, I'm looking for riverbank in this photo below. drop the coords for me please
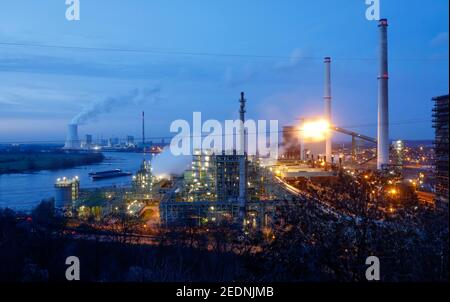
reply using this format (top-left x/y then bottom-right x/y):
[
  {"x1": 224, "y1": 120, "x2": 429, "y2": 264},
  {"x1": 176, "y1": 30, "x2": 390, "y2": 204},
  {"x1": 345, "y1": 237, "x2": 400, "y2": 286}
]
[
  {"x1": 0, "y1": 151, "x2": 105, "y2": 174},
  {"x1": 0, "y1": 152, "x2": 149, "y2": 211}
]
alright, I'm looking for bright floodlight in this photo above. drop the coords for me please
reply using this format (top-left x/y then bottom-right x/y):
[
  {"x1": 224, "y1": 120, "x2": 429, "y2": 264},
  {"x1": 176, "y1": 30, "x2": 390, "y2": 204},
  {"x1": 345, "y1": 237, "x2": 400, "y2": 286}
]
[{"x1": 301, "y1": 119, "x2": 330, "y2": 141}]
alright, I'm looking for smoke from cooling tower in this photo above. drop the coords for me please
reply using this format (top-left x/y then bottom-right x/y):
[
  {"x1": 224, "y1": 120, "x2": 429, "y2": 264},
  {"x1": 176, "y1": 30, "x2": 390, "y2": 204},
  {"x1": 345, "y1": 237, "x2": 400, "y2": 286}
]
[{"x1": 71, "y1": 86, "x2": 161, "y2": 125}]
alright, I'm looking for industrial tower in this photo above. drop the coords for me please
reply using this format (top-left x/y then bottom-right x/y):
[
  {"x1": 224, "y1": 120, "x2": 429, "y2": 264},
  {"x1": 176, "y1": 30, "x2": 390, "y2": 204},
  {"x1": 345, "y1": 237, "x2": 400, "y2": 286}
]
[
  {"x1": 324, "y1": 57, "x2": 332, "y2": 163},
  {"x1": 377, "y1": 19, "x2": 390, "y2": 170}
]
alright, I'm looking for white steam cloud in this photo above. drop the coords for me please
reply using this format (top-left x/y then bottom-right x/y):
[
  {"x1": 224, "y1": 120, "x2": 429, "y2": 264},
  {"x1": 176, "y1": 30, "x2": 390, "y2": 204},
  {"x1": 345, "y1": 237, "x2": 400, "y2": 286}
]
[
  {"x1": 71, "y1": 86, "x2": 161, "y2": 125},
  {"x1": 152, "y1": 147, "x2": 191, "y2": 177}
]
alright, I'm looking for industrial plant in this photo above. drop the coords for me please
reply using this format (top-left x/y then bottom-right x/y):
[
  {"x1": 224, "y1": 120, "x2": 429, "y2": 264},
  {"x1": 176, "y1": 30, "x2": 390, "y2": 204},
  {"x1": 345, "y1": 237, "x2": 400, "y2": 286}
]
[
  {"x1": 51, "y1": 18, "x2": 448, "y2": 228},
  {"x1": 63, "y1": 111, "x2": 164, "y2": 154},
  {"x1": 0, "y1": 1, "x2": 448, "y2": 286}
]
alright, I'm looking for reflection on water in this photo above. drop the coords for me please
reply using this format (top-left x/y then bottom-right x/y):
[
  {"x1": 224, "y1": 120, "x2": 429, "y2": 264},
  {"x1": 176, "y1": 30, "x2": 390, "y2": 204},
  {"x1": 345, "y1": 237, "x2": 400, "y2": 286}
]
[{"x1": 0, "y1": 152, "x2": 153, "y2": 212}]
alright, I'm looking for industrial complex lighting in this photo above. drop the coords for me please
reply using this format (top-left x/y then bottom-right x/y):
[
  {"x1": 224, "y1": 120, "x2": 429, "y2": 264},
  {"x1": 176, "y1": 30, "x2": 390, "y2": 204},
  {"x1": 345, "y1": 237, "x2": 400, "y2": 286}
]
[{"x1": 301, "y1": 119, "x2": 330, "y2": 141}]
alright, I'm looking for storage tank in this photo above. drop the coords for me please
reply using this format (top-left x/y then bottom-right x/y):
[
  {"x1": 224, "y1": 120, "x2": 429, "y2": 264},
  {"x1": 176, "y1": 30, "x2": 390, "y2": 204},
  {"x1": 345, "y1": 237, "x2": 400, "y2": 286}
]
[{"x1": 54, "y1": 177, "x2": 80, "y2": 208}]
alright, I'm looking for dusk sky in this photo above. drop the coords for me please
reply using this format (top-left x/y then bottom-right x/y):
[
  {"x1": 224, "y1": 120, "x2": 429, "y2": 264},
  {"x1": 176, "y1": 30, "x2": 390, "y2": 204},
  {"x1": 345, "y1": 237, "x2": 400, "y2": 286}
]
[{"x1": 0, "y1": 0, "x2": 448, "y2": 143}]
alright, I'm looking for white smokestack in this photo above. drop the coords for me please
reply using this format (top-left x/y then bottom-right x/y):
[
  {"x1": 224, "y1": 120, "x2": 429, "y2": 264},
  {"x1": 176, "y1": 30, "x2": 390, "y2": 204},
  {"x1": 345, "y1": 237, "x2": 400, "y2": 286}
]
[
  {"x1": 64, "y1": 124, "x2": 81, "y2": 149},
  {"x1": 324, "y1": 57, "x2": 332, "y2": 163},
  {"x1": 377, "y1": 19, "x2": 389, "y2": 170}
]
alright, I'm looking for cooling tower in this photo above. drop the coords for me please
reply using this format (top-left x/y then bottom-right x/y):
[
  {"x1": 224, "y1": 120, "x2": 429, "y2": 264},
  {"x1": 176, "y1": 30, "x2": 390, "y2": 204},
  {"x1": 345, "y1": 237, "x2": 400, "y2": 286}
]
[{"x1": 64, "y1": 124, "x2": 81, "y2": 149}]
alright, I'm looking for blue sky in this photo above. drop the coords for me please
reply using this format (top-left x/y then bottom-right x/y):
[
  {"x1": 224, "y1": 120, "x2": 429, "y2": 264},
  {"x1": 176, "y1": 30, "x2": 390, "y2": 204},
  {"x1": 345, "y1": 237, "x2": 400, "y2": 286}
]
[{"x1": 0, "y1": 0, "x2": 448, "y2": 142}]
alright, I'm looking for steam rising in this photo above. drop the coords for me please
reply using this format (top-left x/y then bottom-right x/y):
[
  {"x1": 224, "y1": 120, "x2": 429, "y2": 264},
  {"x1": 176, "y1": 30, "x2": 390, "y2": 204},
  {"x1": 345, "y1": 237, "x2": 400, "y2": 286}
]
[
  {"x1": 71, "y1": 86, "x2": 161, "y2": 125},
  {"x1": 152, "y1": 147, "x2": 191, "y2": 177}
]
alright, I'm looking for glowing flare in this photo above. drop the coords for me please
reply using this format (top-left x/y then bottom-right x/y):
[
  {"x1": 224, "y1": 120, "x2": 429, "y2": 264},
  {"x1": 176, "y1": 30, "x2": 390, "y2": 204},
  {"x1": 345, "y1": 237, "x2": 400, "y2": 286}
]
[{"x1": 301, "y1": 119, "x2": 330, "y2": 141}]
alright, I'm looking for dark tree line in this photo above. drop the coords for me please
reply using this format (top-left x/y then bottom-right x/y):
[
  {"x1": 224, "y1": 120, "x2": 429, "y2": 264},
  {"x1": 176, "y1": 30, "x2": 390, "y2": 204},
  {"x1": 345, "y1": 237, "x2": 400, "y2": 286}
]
[{"x1": 0, "y1": 193, "x2": 448, "y2": 282}]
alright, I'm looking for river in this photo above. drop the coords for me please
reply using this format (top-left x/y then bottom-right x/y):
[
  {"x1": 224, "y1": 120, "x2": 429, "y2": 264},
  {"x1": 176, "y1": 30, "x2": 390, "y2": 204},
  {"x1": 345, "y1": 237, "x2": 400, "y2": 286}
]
[{"x1": 0, "y1": 152, "x2": 153, "y2": 212}]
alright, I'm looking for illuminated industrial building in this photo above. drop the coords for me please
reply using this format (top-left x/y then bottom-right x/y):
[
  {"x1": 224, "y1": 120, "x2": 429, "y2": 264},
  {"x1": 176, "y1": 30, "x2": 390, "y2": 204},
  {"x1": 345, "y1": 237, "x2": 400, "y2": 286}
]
[
  {"x1": 161, "y1": 93, "x2": 267, "y2": 226},
  {"x1": 160, "y1": 151, "x2": 276, "y2": 227},
  {"x1": 432, "y1": 95, "x2": 449, "y2": 207},
  {"x1": 162, "y1": 149, "x2": 245, "y2": 226},
  {"x1": 132, "y1": 159, "x2": 154, "y2": 199},
  {"x1": 214, "y1": 150, "x2": 245, "y2": 202},
  {"x1": 54, "y1": 176, "x2": 80, "y2": 208},
  {"x1": 183, "y1": 149, "x2": 216, "y2": 201},
  {"x1": 393, "y1": 140, "x2": 404, "y2": 171}
]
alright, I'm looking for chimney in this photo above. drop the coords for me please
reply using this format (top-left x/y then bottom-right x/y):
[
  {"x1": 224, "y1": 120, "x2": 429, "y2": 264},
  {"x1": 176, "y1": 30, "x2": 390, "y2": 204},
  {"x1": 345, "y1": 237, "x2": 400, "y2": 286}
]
[
  {"x1": 240, "y1": 92, "x2": 246, "y2": 124},
  {"x1": 324, "y1": 57, "x2": 332, "y2": 163},
  {"x1": 142, "y1": 111, "x2": 145, "y2": 147},
  {"x1": 377, "y1": 18, "x2": 389, "y2": 170},
  {"x1": 238, "y1": 92, "x2": 247, "y2": 209}
]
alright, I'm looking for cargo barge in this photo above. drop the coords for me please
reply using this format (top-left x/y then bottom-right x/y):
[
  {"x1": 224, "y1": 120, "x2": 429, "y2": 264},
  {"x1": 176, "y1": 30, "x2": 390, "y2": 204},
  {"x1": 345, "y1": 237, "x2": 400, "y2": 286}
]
[{"x1": 89, "y1": 169, "x2": 132, "y2": 180}]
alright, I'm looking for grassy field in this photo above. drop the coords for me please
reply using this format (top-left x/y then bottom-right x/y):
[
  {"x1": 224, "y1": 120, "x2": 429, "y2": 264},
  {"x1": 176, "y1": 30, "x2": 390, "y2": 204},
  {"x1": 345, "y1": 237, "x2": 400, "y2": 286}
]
[{"x1": 0, "y1": 152, "x2": 104, "y2": 174}]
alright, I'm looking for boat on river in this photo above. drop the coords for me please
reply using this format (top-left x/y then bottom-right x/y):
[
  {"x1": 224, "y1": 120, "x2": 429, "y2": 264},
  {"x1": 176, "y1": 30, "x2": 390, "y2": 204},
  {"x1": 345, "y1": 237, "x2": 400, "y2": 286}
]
[{"x1": 89, "y1": 169, "x2": 132, "y2": 180}]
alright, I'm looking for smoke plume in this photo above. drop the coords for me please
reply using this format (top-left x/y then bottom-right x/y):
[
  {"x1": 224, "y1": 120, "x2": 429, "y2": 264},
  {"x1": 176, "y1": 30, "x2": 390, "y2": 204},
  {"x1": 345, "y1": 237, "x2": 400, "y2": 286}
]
[
  {"x1": 152, "y1": 147, "x2": 191, "y2": 177},
  {"x1": 71, "y1": 86, "x2": 161, "y2": 125}
]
